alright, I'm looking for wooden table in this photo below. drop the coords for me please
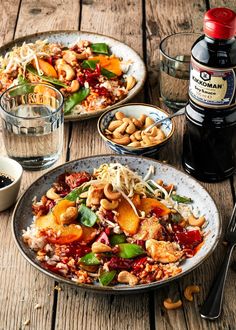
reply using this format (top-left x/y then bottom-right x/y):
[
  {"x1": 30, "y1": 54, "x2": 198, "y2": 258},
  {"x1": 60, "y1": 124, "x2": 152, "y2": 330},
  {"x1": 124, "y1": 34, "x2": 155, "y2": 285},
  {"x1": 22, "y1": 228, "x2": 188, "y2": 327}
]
[{"x1": 0, "y1": 0, "x2": 236, "y2": 329}]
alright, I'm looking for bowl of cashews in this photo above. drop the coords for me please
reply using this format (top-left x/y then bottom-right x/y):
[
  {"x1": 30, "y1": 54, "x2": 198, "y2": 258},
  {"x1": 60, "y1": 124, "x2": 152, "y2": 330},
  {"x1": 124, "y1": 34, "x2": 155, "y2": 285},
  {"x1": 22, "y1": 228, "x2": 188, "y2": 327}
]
[{"x1": 97, "y1": 103, "x2": 174, "y2": 156}]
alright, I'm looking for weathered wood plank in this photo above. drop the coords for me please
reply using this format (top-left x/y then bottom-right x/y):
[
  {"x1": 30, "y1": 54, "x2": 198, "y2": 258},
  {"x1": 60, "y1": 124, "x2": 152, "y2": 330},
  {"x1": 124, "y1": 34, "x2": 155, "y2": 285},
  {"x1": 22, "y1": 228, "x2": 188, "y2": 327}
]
[
  {"x1": 55, "y1": 1, "x2": 150, "y2": 330},
  {"x1": 0, "y1": 0, "x2": 79, "y2": 329},
  {"x1": 0, "y1": 0, "x2": 21, "y2": 46},
  {"x1": 146, "y1": 1, "x2": 235, "y2": 329},
  {"x1": 145, "y1": 0, "x2": 205, "y2": 106}
]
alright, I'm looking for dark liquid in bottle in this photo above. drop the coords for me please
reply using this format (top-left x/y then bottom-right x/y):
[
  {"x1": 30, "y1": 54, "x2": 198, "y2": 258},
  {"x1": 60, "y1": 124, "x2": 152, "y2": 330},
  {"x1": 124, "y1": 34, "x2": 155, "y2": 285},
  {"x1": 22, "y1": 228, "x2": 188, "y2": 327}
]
[
  {"x1": 0, "y1": 173, "x2": 14, "y2": 188},
  {"x1": 183, "y1": 103, "x2": 236, "y2": 182},
  {"x1": 183, "y1": 34, "x2": 236, "y2": 182}
]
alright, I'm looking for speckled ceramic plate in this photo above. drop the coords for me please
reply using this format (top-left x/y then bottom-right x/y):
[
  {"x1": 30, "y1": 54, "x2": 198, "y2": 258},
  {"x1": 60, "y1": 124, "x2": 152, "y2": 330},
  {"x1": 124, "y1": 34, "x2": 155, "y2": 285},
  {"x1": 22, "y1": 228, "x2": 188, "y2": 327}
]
[
  {"x1": 0, "y1": 31, "x2": 146, "y2": 121},
  {"x1": 12, "y1": 155, "x2": 221, "y2": 294}
]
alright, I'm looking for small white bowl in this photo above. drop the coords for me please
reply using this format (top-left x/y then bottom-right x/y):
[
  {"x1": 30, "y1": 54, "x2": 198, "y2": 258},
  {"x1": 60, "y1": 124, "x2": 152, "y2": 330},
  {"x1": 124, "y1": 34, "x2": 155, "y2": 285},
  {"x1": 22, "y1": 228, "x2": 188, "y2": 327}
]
[
  {"x1": 98, "y1": 103, "x2": 174, "y2": 156},
  {"x1": 0, "y1": 156, "x2": 23, "y2": 211}
]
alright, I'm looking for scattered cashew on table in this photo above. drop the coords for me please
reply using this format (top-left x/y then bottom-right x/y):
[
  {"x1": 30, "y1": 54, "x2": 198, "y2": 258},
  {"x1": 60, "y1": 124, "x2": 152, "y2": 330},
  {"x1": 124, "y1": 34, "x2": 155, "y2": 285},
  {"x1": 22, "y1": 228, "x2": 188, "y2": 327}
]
[{"x1": 163, "y1": 285, "x2": 200, "y2": 310}]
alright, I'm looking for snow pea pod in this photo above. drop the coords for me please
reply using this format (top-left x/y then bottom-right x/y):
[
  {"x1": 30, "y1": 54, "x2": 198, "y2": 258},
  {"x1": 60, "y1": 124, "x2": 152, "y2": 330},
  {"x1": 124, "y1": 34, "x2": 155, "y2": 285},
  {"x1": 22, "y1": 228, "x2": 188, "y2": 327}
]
[
  {"x1": 110, "y1": 233, "x2": 126, "y2": 246},
  {"x1": 171, "y1": 194, "x2": 193, "y2": 204},
  {"x1": 78, "y1": 204, "x2": 98, "y2": 227},
  {"x1": 9, "y1": 75, "x2": 34, "y2": 96},
  {"x1": 99, "y1": 270, "x2": 116, "y2": 286},
  {"x1": 118, "y1": 243, "x2": 145, "y2": 259},
  {"x1": 64, "y1": 186, "x2": 89, "y2": 202},
  {"x1": 91, "y1": 43, "x2": 109, "y2": 55},
  {"x1": 80, "y1": 252, "x2": 100, "y2": 265},
  {"x1": 26, "y1": 64, "x2": 67, "y2": 87},
  {"x1": 64, "y1": 87, "x2": 90, "y2": 114}
]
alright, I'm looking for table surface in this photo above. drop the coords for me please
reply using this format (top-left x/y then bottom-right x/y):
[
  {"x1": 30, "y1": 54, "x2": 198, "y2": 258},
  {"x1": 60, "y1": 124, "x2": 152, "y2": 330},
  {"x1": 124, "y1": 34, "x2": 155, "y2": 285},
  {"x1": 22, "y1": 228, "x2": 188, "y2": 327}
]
[{"x1": 0, "y1": 0, "x2": 236, "y2": 329}]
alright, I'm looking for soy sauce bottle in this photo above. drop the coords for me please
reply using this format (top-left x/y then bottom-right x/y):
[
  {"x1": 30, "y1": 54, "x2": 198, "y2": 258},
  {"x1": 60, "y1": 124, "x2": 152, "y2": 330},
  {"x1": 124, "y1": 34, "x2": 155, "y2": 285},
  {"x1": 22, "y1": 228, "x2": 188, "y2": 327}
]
[{"x1": 182, "y1": 7, "x2": 236, "y2": 182}]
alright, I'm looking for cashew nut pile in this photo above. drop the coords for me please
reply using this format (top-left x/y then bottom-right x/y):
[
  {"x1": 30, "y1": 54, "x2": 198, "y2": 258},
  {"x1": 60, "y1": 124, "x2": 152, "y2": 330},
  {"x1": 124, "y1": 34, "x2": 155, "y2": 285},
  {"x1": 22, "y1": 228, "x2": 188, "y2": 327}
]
[{"x1": 105, "y1": 111, "x2": 166, "y2": 147}]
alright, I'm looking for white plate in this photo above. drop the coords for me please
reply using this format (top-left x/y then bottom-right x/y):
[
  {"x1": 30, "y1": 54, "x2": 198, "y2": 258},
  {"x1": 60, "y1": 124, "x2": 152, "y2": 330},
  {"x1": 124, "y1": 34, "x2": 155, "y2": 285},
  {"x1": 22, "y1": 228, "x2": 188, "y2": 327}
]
[
  {"x1": 0, "y1": 31, "x2": 146, "y2": 121},
  {"x1": 12, "y1": 155, "x2": 221, "y2": 294}
]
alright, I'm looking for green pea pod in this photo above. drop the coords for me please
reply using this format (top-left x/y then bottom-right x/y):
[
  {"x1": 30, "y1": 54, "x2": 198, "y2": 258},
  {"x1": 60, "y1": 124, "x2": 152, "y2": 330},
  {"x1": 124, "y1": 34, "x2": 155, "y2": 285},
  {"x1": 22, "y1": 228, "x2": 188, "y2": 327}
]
[
  {"x1": 91, "y1": 43, "x2": 109, "y2": 55},
  {"x1": 9, "y1": 75, "x2": 35, "y2": 97},
  {"x1": 118, "y1": 243, "x2": 145, "y2": 259},
  {"x1": 99, "y1": 270, "x2": 116, "y2": 286},
  {"x1": 171, "y1": 194, "x2": 193, "y2": 204},
  {"x1": 26, "y1": 64, "x2": 67, "y2": 87},
  {"x1": 78, "y1": 204, "x2": 98, "y2": 227},
  {"x1": 64, "y1": 186, "x2": 89, "y2": 202},
  {"x1": 110, "y1": 233, "x2": 126, "y2": 246},
  {"x1": 101, "y1": 68, "x2": 116, "y2": 78},
  {"x1": 64, "y1": 87, "x2": 90, "y2": 114},
  {"x1": 82, "y1": 59, "x2": 99, "y2": 70},
  {"x1": 80, "y1": 252, "x2": 100, "y2": 265}
]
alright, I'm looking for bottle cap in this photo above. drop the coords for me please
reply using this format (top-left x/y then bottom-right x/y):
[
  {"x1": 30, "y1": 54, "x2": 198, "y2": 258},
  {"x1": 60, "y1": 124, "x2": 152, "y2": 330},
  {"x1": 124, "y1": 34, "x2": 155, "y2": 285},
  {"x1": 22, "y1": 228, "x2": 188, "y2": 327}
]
[{"x1": 204, "y1": 7, "x2": 236, "y2": 39}]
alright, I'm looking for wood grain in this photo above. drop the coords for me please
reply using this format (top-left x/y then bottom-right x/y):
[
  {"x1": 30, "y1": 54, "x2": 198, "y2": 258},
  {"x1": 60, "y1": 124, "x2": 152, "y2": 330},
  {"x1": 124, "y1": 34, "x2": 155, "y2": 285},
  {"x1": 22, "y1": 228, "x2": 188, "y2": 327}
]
[
  {"x1": 0, "y1": 0, "x2": 78, "y2": 329},
  {"x1": 1, "y1": 0, "x2": 236, "y2": 329},
  {"x1": 55, "y1": 1, "x2": 150, "y2": 330},
  {"x1": 0, "y1": 0, "x2": 21, "y2": 46},
  {"x1": 146, "y1": 1, "x2": 236, "y2": 329}
]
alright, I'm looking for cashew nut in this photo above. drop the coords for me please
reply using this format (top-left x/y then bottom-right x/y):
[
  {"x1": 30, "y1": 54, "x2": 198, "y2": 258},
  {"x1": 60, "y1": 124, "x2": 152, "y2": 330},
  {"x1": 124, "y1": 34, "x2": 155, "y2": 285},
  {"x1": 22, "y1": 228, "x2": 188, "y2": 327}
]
[
  {"x1": 55, "y1": 59, "x2": 75, "y2": 81},
  {"x1": 100, "y1": 199, "x2": 119, "y2": 210},
  {"x1": 108, "y1": 120, "x2": 123, "y2": 132},
  {"x1": 91, "y1": 242, "x2": 112, "y2": 253},
  {"x1": 125, "y1": 122, "x2": 136, "y2": 134},
  {"x1": 141, "y1": 135, "x2": 153, "y2": 146},
  {"x1": 145, "y1": 126, "x2": 159, "y2": 137},
  {"x1": 66, "y1": 80, "x2": 80, "y2": 93},
  {"x1": 126, "y1": 76, "x2": 136, "y2": 91},
  {"x1": 111, "y1": 136, "x2": 131, "y2": 145},
  {"x1": 133, "y1": 130, "x2": 142, "y2": 141},
  {"x1": 128, "y1": 141, "x2": 141, "y2": 147},
  {"x1": 117, "y1": 271, "x2": 138, "y2": 286},
  {"x1": 62, "y1": 50, "x2": 78, "y2": 66},
  {"x1": 163, "y1": 298, "x2": 182, "y2": 310},
  {"x1": 113, "y1": 122, "x2": 129, "y2": 134},
  {"x1": 154, "y1": 128, "x2": 166, "y2": 141},
  {"x1": 139, "y1": 114, "x2": 147, "y2": 125},
  {"x1": 60, "y1": 206, "x2": 78, "y2": 225},
  {"x1": 104, "y1": 183, "x2": 121, "y2": 200},
  {"x1": 132, "y1": 117, "x2": 143, "y2": 128},
  {"x1": 46, "y1": 188, "x2": 60, "y2": 200},
  {"x1": 188, "y1": 215, "x2": 206, "y2": 227},
  {"x1": 130, "y1": 134, "x2": 137, "y2": 142},
  {"x1": 144, "y1": 117, "x2": 154, "y2": 128},
  {"x1": 184, "y1": 285, "x2": 200, "y2": 302},
  {"x1": 115, "y1": 111, "x2": 125, "y2": 120}
]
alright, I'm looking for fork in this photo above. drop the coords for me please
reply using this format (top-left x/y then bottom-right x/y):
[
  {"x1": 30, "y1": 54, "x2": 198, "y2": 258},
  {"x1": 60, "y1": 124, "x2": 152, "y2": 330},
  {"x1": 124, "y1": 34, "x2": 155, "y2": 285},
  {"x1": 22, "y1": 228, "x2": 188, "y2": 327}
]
[
  {"x1": 144, "y1": 106, "x2": 186, "y2": 133},
  {"x1": 200, "y1": 203, "x2": 236, "y2": 320}
]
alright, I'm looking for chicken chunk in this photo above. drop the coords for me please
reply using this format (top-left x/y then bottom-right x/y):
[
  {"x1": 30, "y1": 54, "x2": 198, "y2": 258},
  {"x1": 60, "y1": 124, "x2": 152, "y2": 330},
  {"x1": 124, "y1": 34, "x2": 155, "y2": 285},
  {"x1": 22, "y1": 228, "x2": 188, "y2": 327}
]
[
  {"x1": 133, "y1": 217, "x2": 164, "y2": 241},
  {"x1": 86, "y1": 183, "x2": 105, "y2": 207},
  {"x1": 146, "y1": 239, "x2": 183, "y2": 263}
]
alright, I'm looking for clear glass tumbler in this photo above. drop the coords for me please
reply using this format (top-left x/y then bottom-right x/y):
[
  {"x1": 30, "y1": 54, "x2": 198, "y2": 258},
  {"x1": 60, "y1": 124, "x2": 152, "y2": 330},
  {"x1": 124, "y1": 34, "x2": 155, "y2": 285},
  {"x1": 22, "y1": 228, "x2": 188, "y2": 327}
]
[
  {"x1": 0, "y1": 83, "x2": 64, "y2": 170},
  {"x1": 160, "y1": 32, "x2": 201, "y2": 110}
]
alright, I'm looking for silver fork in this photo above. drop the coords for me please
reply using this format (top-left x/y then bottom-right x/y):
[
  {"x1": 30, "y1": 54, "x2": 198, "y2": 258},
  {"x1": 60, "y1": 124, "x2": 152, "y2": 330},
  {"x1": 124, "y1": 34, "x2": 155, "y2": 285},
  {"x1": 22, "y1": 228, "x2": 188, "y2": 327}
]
[{"x1": 200, "y1": 203, "x2": 236, "y2": 320}]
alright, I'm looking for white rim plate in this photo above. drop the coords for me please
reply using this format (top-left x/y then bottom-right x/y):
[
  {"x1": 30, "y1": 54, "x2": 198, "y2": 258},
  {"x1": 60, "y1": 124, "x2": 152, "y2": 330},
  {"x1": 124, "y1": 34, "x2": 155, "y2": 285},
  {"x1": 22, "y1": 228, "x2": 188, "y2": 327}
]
[
  {"x1": 12, "y1": 155, "x2": 221, "y2": 294},
  {"x1": 0, "y1": 31, "x2": 146, "y2": 121}
]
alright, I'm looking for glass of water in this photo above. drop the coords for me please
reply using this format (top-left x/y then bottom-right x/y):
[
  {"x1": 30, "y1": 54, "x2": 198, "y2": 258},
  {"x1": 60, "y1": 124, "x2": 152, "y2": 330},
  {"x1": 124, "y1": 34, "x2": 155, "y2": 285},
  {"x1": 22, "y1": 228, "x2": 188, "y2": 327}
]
[
  {"x1": 0, "y1": 83, "x2": 64, "y2": 170},
  {"x1": 160, "y1": 32, "x2": 201, "y2": 111}
]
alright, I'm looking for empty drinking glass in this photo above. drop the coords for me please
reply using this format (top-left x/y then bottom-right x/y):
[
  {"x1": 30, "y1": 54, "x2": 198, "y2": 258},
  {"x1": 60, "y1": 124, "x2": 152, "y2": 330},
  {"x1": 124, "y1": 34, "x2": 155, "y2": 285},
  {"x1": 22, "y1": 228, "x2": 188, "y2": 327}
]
[
  {"x1": 160, "y1": 32, "x2": 201, "y2": 110},
  {"x1": 0, "y1": 83, "x2": 64, "y2": 170}
]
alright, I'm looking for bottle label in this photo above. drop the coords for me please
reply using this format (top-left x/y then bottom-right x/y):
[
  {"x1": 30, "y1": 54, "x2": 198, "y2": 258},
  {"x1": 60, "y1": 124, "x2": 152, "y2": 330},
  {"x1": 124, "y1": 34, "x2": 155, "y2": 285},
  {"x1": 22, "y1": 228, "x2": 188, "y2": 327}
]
[{"x1": 189, "y1": 58, "x2": 236, "y2": 108}]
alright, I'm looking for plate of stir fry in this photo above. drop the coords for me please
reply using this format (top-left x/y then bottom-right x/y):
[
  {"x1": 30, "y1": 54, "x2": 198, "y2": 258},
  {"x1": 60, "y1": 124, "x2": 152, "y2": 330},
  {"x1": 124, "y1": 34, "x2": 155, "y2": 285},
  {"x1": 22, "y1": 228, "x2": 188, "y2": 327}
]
[
  {"x1": 12, "y1": 155, "x2": 221, "y2": 293},
  {"x1": 0, "y1": 31, "x2": 146, "y2": 121}
]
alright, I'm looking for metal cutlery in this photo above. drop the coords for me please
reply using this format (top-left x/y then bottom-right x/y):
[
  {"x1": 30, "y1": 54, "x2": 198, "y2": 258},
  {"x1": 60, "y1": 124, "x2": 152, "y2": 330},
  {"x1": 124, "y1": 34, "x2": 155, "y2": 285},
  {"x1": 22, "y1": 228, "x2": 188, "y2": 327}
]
[
  {"x1": 200, "y1": 203, "x2": 236, "y2": 320},
  {"x1": 144, "y1": 106, "x2": 186, "y2": 133}
]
